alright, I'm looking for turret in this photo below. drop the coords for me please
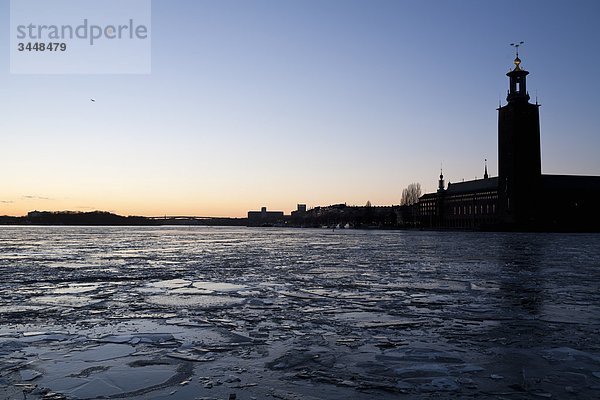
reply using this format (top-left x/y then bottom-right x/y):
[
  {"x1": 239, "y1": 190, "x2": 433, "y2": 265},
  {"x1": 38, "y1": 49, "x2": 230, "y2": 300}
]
[{"x1": 438, "y1": 169, "x2": 445, "y2": 192}]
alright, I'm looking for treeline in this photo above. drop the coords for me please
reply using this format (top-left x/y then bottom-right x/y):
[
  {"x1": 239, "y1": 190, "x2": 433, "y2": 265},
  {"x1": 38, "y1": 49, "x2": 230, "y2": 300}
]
[
  {"x1": 0, "y1": 216, "x2": 25, "y2": 225},
  {"x1": 25, "y1": 211, "x2": 155, "y2": 226},
  {"x1": 0, "y1": 211, "x2": 246, "y2": 226}
]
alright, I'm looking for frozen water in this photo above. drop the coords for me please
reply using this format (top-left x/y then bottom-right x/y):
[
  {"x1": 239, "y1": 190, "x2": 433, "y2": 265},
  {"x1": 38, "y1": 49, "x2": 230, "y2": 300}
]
[
  {"x1": 170, "y1": 287, "x2": 214, "y2": 295},
  {"x1": 0, "y1": 226, "x2": 599, "y2": 399},
  {"x1": 51, "y1": 283, "x2": 101, "y2": 294},
  {"x1": 145, "y1": 294, "x2": 244, "y2": 308},
  {"x1": 71, "y1": 343, "x2": 136, "y2": 361},
  {"x1": 147, "y1": 279, "x2": 192, "y2": 289},
  {"x1": 192, "y1": 281, "x2": 247, "y2": 292},
  {"x1": 30, "y1": 295, "x2": 102, "y2": 308}
]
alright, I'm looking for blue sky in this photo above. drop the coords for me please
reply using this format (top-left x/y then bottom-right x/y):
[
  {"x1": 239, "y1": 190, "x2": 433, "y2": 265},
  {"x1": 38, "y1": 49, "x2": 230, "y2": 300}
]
[{"x1": 1, "y1": 0, "x2": 599, "y2": 216}]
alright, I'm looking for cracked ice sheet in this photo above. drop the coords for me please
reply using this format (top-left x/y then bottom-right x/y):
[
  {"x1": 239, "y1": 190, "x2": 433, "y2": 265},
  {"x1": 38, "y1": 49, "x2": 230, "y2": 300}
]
[
  {"x1": 37, "y1": 359, "x2": 182, "y2": 399},
  {"x1": 0, "y1": 320, "x2": 250, "y2": 399},
  {"x1": 1, "y1": 227, "x2": 600, "y2": 399}
]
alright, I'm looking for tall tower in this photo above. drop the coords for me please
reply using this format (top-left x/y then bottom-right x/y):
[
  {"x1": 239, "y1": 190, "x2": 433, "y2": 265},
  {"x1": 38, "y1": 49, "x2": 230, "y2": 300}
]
[{"x1": 497, "y1": 45, "x2": 541, "y2": 227}]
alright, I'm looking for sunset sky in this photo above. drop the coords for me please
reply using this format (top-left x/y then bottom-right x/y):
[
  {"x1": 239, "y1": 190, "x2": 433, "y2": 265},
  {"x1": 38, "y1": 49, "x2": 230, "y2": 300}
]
[{"x1": 1, "y1": 0, "x2": 599, "y2": 217}]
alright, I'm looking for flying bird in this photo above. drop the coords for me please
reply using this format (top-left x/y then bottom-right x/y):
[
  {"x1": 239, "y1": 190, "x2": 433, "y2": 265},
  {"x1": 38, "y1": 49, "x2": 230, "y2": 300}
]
[{"x1": 90, "y1": 99, "x2": 96, "y2": 102}]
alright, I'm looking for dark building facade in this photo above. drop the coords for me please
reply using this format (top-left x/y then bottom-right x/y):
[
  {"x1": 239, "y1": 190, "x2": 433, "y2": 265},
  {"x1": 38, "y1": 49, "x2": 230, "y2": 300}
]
[
  {"x1": 419, "y1": 53, "x2": 600, "y2": 231},
  {"x1": 247, "y1": 207, "x2": 285, "y2": 227},
  {"x1": 420, "y1": 173, "x2": 499, "y2": 229},
  {"x1": 288, "y1": 203, "x2": 403, "y2": 229}
]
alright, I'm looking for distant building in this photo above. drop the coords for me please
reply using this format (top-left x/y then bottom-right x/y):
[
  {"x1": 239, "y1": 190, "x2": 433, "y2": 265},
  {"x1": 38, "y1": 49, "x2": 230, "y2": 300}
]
[
  {"x1": 419, "y1": 52, "x2": 600, "y2": 231},
  {"x1": 247, "y1": 207, "x2": 285, "y2": 227},
  {"x1": 287, "y1": 203, "x2": 403, "y2": 229},
  {"x1": 289, "y1": 204, "x2": 308, "y2": 226}
]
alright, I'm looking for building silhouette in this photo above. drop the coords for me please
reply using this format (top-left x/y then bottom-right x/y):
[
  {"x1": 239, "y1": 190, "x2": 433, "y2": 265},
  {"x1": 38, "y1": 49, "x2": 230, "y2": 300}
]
[
  {"x1": 420, "y1": 52, "x2": 600, "y2": 231},
  {"x1": 247, "y1": 206, "x2": 285, "y2": 227}
]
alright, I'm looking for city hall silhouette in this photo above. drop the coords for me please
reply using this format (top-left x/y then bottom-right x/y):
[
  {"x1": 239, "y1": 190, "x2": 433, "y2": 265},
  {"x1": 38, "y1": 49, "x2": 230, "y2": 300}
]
[{"x1": 419, "y1": 51, "x2": 600, "y2": 231}]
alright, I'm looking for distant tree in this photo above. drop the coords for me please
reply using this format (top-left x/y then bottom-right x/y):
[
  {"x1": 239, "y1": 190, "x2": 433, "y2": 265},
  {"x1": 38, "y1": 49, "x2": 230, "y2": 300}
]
[
  {"x1": 365, "y1": 200, "x2": 372, "y2": 207},
  {"x1": 401, "y1": 183, "x2": 422, "y2": 206}
]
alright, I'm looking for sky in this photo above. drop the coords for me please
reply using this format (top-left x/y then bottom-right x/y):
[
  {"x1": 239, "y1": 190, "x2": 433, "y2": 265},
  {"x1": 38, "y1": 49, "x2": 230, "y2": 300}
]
[{"x1": 1, "y1": 0, "x2": 600, "y2": 217}]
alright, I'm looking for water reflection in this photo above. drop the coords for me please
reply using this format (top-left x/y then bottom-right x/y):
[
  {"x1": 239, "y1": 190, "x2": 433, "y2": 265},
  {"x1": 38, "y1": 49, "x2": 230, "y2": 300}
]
[{"x1": 497, "y1": 233, "x2": 545, "y2": 315}]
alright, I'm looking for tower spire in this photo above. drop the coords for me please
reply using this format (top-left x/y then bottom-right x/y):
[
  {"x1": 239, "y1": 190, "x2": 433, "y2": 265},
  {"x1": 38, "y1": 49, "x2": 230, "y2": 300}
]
[
  {"x1": 438, "y1": 164, "x2": 445, "y2": 192},
  {"x1": 510, "y1": 41, "x2": 524, "y2": 70},
  {"x1": 484, "y1": 158, "x2": 489, "y2": 179},
  {"x1": 506, "y1": 42, "x2": 530, "y2": 103}
]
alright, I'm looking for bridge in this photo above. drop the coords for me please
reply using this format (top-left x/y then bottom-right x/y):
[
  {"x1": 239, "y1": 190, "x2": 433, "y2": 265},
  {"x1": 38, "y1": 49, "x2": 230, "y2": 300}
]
[
  {"x1": 148, "y1": 216, "x2": 227, "y2": 220},
  {"x1": 147, "y1": 216, "x2": 247, "y2": 226}
]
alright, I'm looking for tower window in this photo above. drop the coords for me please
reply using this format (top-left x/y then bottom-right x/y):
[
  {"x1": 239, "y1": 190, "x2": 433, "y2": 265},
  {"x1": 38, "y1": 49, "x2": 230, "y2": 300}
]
[{"x1": 516, "y1": 82, "x2": 520, "y2": 92}]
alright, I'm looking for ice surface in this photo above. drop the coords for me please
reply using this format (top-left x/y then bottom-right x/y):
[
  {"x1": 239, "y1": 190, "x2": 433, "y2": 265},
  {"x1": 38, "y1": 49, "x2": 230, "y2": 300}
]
[
  {"x1": 71, "y1": 343, "x2": 136, "y2": 361},
  {"x1": 30, "y1": 295, "x2": 102, "y2": 308},
  {"x1": 145, "y1": 294, "x2": 244, "y2": 308},
  {"x1": 19, "y1": 369, "x2": 42, "y2": 381},
  {"x1": 170, "y1": 287, "x2": 214, "y2": 295},
  {"x1": 147, "y1": 279, "x2": 192, "y2": 289},
  {"x1": 51, "y1": 283, "x2": 101, "y2": 294},
  {"x1": 0, "y1": 227, "x2": 599, "y2": 399},
  {"x1": 192, "y1": 282, "x2": 248, "y2": 292}
]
